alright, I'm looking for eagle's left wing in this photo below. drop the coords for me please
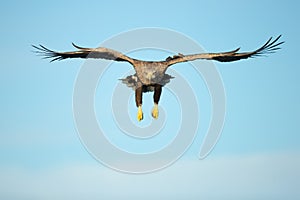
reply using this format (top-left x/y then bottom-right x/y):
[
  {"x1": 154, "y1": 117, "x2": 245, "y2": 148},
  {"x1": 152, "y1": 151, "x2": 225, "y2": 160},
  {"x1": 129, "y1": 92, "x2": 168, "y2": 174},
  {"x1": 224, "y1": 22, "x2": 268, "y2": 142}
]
[
  {"x1": 166, "y1": 35, "x2": 284, "y2": 66},
  {"x1": 32, "y1": 43, "x2": 135, "y2": 64}
]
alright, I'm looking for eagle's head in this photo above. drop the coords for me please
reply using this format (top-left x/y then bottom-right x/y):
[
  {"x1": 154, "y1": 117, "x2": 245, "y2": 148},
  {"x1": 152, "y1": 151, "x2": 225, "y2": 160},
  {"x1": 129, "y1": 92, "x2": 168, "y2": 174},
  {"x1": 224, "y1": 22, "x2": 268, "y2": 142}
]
[
  {"x1": 135, "y1": 61, "x2": 168, "y2": 85},
  {"x1": 144, "y1": 70, "x2": 162, "y2": 84}
]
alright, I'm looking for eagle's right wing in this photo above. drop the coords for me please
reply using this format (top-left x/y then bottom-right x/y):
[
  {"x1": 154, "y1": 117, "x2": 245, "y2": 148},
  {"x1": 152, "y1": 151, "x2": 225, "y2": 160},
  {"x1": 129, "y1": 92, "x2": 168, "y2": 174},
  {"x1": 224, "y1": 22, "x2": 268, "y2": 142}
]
[
  {"x1": 166, "y1": 35, "x2": 284, "y2": 66},
  {"x1": 32, "y1": 43, "x2": 135, "y2": 64}
]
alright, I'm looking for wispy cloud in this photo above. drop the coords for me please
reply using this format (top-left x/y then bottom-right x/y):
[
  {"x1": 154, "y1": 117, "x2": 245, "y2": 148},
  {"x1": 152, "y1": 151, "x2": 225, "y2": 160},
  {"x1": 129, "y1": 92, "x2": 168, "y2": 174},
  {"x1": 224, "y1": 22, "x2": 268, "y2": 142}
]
[{"x1": 1, "y1": 152, "x2": 299, "y2": 200}]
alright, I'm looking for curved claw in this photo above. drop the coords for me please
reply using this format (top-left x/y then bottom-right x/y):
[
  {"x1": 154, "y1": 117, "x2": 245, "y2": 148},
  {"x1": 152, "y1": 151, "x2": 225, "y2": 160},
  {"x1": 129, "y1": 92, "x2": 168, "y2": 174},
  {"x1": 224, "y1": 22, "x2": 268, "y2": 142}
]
[
  {"x1": 137, "y1": 106, "x2": 144, "y2": 121},
  {"x1": 151, "y1": 104, "x2": 159, "y2": 119}
]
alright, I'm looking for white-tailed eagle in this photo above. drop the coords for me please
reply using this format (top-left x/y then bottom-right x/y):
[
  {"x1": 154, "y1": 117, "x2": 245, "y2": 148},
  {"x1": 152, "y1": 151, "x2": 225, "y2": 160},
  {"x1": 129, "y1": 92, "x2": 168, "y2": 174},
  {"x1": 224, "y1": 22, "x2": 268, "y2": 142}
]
[{"x1": 33, "y1": 35, "x2": 284, "y2": 121}]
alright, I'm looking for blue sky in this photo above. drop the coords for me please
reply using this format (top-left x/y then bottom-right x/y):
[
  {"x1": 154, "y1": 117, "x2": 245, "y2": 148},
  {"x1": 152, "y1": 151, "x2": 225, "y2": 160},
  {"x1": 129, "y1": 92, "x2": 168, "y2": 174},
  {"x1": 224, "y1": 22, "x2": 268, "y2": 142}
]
[{"x1": 1, "y1": 0, "x2": 299, "y2": 199}]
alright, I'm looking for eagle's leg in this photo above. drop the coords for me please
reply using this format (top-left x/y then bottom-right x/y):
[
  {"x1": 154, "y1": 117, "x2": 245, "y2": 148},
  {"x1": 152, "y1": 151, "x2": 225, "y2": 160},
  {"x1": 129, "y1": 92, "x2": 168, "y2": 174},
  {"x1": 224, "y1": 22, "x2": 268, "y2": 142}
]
[
  {"x1": 152, "y1": 84, "x2": 162, "y2": 119},
  {"x1": 135, "y1": 86, "x2": 143, "y2": 121}
]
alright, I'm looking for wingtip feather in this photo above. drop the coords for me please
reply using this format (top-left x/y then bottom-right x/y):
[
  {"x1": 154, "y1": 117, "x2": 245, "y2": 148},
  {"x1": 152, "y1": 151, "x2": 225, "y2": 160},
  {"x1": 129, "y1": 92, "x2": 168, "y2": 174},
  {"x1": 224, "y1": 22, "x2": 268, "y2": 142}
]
[{"x1": 72, "y1": 42, "x2": 88, "y2": 50}]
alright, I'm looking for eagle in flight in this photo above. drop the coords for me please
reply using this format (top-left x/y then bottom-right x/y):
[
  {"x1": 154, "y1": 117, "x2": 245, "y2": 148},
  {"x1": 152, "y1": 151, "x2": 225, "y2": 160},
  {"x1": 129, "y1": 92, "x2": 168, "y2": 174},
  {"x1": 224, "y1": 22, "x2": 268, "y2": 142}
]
[{"x1": 33, "y1": 35, "x2": 283, "y2": 121}]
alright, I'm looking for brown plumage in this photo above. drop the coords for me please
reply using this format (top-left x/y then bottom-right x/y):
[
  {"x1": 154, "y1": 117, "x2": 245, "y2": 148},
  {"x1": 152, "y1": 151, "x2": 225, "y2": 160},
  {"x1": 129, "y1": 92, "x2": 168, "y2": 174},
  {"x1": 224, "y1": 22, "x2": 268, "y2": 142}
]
[{"x1": 33, "y1": 35, "x2": 284, "y2": 121}]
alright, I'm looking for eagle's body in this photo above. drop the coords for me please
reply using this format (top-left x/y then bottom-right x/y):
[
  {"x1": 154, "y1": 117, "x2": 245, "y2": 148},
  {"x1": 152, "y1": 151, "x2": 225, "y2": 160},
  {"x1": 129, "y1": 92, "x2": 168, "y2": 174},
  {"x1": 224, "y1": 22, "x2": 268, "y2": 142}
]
[
  {"x1": 133, "y1": 61, "x2": 169, "y2": 86},
  {"x1": 120, "y1": 60, "x2": 173, "y2": 120},
  {"x1": 33, "y1": 35, "x2": 283, "y2": 121}
]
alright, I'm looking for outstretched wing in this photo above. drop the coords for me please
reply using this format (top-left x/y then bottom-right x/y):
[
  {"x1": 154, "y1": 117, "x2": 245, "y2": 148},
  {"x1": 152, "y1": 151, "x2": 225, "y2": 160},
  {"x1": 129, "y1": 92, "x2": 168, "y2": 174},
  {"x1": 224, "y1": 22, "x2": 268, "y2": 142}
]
[
  {"x1": 166, "y1": 35, "x2": 284, "y2": 66},
  {"x1": 32, "y1": 43, "x2": 135, "y2": 64}
]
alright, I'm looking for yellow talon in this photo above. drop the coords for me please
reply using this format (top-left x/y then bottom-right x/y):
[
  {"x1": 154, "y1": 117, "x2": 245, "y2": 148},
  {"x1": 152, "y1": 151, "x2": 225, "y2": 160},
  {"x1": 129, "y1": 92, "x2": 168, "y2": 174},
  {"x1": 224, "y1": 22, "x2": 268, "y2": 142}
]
[
  {"x1": 137, "y1": 106, "x2": 143, "y2": 121},
  {"x1": 151, "y1": 104, "x2": 159, "y2": 119}
]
